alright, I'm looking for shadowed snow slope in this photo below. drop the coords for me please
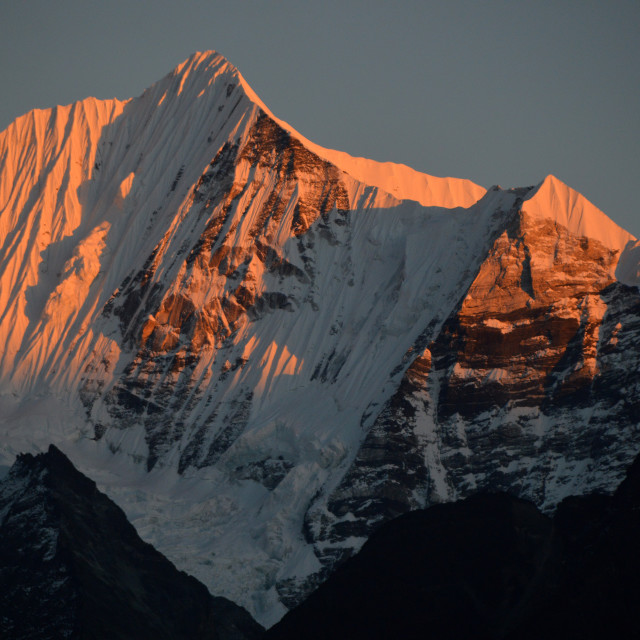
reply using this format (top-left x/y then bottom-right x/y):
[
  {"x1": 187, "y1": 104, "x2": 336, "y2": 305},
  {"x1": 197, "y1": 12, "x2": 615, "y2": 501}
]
[{"x1": 1, "y1": 51, "x2": 639, "y2": 626}]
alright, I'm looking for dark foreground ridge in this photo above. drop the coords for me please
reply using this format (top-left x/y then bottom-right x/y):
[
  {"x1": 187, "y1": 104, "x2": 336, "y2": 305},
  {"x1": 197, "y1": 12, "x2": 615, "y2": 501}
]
[
  {"x1": 0, "y1": 445, "x2": 263, "y2": 640},
  {"x1": 266, "y1": 452, "x2": 640, "y2": 640},
  {"x1": 3, "y1": 443, "x2": 640, "y2": 639}
]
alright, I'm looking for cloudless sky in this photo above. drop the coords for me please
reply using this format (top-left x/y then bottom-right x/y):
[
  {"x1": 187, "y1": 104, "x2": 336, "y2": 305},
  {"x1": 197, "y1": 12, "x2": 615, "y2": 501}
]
[{"x1": 1, "y1": 0, "x2": 638, "y2": 236}]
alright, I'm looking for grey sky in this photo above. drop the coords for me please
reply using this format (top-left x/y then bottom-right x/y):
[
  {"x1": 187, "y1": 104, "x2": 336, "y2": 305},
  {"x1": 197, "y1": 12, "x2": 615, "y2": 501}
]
[{"x1": 1, "y1": 0, "x2": 638, "y2": 236}]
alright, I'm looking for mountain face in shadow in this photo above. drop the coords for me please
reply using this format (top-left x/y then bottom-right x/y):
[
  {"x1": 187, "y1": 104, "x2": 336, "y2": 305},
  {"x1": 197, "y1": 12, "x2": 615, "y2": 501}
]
[
  {"x1": 266, "y1": 453, "x2": 640, "y2": 639},
  {"x1": 0, "y1": 445, "x2": 263, "y2": 640}
]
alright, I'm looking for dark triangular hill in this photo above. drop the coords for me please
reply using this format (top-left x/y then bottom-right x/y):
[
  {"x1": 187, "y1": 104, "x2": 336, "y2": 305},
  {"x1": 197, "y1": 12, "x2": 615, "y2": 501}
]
[
  {"x1": 265, "y1": 453, "x2": 640, "y2": 640},
  {"x1": 0, "y1": 445, "x2": 263, "y2": 640}
]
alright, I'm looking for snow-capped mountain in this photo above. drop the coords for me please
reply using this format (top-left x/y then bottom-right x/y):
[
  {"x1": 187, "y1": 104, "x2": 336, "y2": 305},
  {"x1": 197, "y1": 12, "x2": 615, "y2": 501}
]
[{"x1": 1, "y1": 51, "x2": 639, "y2": 625}]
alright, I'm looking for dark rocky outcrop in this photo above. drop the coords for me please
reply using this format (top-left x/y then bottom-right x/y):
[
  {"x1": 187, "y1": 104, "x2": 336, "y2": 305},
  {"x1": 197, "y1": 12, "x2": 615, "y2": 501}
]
[
  {"x1": 266, "y1": 452, "x2": 640, "y2": 640},
  {"x1": 0, "y1": 445, "x2": 263, "y2": 640}
]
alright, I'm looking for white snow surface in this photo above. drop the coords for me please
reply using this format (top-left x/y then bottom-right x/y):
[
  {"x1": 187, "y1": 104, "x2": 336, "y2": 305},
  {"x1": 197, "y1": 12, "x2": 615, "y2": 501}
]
[{"x1": 1, "y1": 51, "x2": 638, "y2": 626}]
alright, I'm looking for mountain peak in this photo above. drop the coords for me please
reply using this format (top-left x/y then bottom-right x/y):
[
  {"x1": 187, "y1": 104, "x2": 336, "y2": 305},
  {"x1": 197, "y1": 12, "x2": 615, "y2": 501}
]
[
  {"x1": 146, "y1": 49, "x2": 244, "y2": 103},
  {"x1": 177, "y1": 49, "x2": 229, "y2": 68},
  {"x1": 171, "y1": 50, "x2": 238, "y2": 83},
  {"x1": 12, "y1": 444, "x2": 83, "y2": 485},
  {"x1": 159, "y1": 52, "x2": 486, "y2": 209},
  {"x1": 13, "y1": 443, "x2": 70, "y2": 472},
  {"x1": 522, "y1": 174, "x2": 635, "y2": 252}
]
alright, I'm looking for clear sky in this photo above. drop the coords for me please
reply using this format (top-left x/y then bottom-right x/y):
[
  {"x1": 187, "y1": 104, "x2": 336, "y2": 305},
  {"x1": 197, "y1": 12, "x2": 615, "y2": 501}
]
[{"x1": 1, "y1": 0, "x2": 638, "y2": 236}]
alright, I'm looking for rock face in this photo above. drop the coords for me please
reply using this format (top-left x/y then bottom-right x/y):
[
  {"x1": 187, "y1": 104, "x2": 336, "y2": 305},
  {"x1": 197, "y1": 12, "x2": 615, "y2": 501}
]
[
  {"x1": 0, "y1": 445, "x2": 263, "y2": 640},
  {"x1": 266, "y1": 454, "x2": 640, "y2": 640},
  {"x1": 1, "y1": 52, "x2": 639, "y2": 624}
]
